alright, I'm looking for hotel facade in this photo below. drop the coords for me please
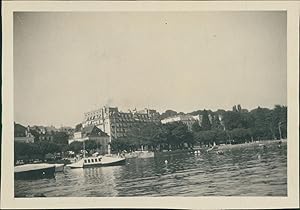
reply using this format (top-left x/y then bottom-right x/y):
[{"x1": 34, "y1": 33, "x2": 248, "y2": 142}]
[{"x1": 82, "y1": 106, "x2": 160, "y2": 140}]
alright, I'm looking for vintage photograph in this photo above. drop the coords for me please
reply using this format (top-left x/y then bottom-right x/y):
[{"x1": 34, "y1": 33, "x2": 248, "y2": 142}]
[{"x1": 13, "y1": 11, "x2": 288, "y2": 197}]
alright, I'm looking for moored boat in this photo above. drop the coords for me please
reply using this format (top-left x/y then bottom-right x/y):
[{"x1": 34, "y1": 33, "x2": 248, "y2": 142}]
[
  {"x1": 67, "y1": 155, "x2": 126, "y2": 169},
  {"x1": 15, "y1": 163, "x2": 55, "y2": 180},
  {"x1": 53, "y1": 163, "x2": 64, "y2": 172}
]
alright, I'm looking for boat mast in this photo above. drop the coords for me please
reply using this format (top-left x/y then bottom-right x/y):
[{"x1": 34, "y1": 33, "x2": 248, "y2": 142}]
[{"x1": 83, "y1": 140, "x2": 86, "y2": 158}]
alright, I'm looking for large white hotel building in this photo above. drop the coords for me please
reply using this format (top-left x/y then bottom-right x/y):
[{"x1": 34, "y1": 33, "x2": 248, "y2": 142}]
[{"x1": 82, "y1": 106, "x2": 160, "y2": 140}]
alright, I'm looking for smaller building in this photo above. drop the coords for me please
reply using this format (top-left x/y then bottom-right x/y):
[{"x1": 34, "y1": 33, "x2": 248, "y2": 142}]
[
  {"x1": 68, "y1": 125, "x2": 110, "y2": 155},
  {"x1": 59, "y1": 126, "x2": 75, "y2": 135},
  {"x1": 38, "y1": 133, "x2": 54, "y2": 141},
  {"x1": 30, "y1": 125, "x2": 47, "y2": 135},
  {"x1": 161, "y1": 114, "x2": 200, "y2": 131},
  {"x1": 14, "y1": 123, "x2": 35, "y2": 143}
]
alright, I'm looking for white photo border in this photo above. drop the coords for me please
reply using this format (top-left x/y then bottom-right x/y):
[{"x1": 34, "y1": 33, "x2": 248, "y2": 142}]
[{"x1": 1, "y1": 1, "x2": 299, "y2": 209}]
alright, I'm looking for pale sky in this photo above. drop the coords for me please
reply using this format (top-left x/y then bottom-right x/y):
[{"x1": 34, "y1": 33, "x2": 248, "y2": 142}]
[{"x1": 14, "y1": 12, "x2": 287, "y2": 127}]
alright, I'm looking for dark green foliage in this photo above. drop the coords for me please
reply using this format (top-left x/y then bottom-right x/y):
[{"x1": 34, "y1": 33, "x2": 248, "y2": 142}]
[
  {"x1": 53, "y1": 132, "x2": 69, "y2": 145},
  {"x1": 169, "y1": 122, "x2": 194, "y2": 148},
  {"x1": 39, "y1": 141, "x2": 61, "y2": 154},
  {"x1": 14, "y1": 123, "x2": 27, "y2": 137},
  {"x1": 201, "y1": 110, "x2": 211, "y2": 131},
  {"x1": 30, "y1": 129, "x2": 41, "y2": 143},
  {"x1": 111, "y1": 122, "x2": 194, "y2": 152},
  {"x1": 68, "y1": 141, "x2": 83, "y2": 153},
  {"x1": 211, "y1": 115, "x2": 223, "y2": 130},
  {"x1": 75, "y1": 123, "x2": 82, "y2": 132},
  {"x1": 102, "y1": 105, "x2": 288, "y2": 152},
  {"x1": 192, "y1": 105, "x2": 287, "y2": 146},
  {"x1": 232, "y1": 105, "x2": 238, "y2": 112},
  {"x1": 85, "y1": 140, "x2": 99, "y2": 151},
  {"x1": 192, "y1": 122, "x2": 201, "y2": 132},
  {"x1": 160, "y1": 110, "x2": 178, "y2": 120},
  {"x1": 237, "y1": 104, "x2": 242, "y2": 112},
  {"x1": 111, "y1": 137, "x2": 131, "y2": 153},
  {"x1": 15, "y1": 105, "x2": 287, "y2": 160}
]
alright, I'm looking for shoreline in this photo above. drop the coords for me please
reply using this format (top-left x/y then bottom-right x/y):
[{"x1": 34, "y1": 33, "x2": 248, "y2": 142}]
[{"x1": 216, "y1": 139, "x2": 287, "y2": 150}]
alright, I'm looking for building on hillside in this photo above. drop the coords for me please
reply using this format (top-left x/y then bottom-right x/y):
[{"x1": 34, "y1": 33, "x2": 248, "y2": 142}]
[
  {"x1": 14, "y1": 123, "x2": 35, "y2": 143},
  {"x1": 30, "y1": 125, "x2": 47, "y2": 135},
  {"x1": 82, "y1": 106, "x2": 160, "y2": 140},
  {"x1": 38, "y1": 133, "x2": 54, "y2": 141},
  {"x1": 45, "y1": 125, "x2": 59, "y2": 133},
  {"x1": 30, "y1": 125, "x2": 55, "y2": 141},
  {"x1": 30, "y1": 125, "x2": 72, "y2": 142},
  {"x1": 59, "y1": 126, "x2": 75, "y2": 135},
  {"x1": 161, "y1": 114, "x2": 201, "y2": 131},
  {"x1": 161, "y1": 113, "x2": 224, "y2": 131},
  {"x1": 68, "y1": 125, "x2": 110, "y2": 155}
]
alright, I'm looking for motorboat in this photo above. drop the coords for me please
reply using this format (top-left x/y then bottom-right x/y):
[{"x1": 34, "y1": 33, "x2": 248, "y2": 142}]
[
  {"x1": 15, "y1": 163, "x2": 55, "y2": 180},
  {"x1": 67, "y1": 155, "x2": 126, "y2": 169}
]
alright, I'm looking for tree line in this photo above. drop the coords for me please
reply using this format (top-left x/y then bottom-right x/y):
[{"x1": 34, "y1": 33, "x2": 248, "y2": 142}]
[
  {"x1": 14, "y1": 139, "x2": 102, "y2": 163},
  {"x1": 111, "y1": 105, "x2": 287, "y2": 152},
  {"x1": 15, "y1": 105, "x2": 287, "y2": 161}
]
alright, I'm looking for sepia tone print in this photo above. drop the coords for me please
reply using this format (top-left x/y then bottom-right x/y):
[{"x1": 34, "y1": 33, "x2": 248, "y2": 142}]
[{"x1": 13, "y1": 11, "x2": 287, "y2": 197}]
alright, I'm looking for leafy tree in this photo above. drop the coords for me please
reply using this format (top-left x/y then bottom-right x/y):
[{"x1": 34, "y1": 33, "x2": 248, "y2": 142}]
[
  {"x1": 111, "y1": 138, "x2": 130, "y2": 153},
  {"x1": 237, "y1": 104, "x2": 242, "y2": 112},
  {"x1": 75, "y1": 123, "x2": 82, "y2": 132},
  {"x1": 170, "y1": 122, "x2": 194, "y2": 148},
  {"x1": 188, "y1": 110, "x2": 203, "y2": 116},
  {"x1": 229, "y1": 128, "x2": 251, "y2": 144},
  {"x1": 250, "y1": 107, "x2": 273, "y2": 140},
  {"x1": 211, "y1": 115, "x2": 223, "y2": 130},
  {"x1": 222, "y1": 111, "x2": 244, "y2": 130},
  {"x1": 68, "y1": 141, "x2": 83, "y2": 153},
  {"x1": 53, "y1": 131, "x2": 69, "y2": 145},
  {"x1": 232, "y1": 105, "x2": 238, "y2": 112},
  {"x1": 38, "y1": 141, "x2": 61, "y2": 155},
  {"x1": 201, "y1": 110, "x2": 211, "y2": 131},
  {"x1": 85, "y1": 140, "x2": 98, "y2": 151},
  {"x1": 192, "y1": 122, "x2": 201, "y2": 132},
  {"x1": 160, "y1": 110, "x2": 178, "y2": 120},
  {"x1": 29, "y1": 129, "x2": 41, "y2": 142},
  {"x1": 272, "y1": 105, "x2": 287, "y2": 139}
]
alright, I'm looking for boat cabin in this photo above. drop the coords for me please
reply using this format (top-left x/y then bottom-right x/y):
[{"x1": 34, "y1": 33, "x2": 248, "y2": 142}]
[{"x1": 84, "y1": 156, "x2": 102, "y2": 164}]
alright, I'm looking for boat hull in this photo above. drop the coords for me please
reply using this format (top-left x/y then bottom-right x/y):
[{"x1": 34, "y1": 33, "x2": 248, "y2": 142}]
[
  {"x1": 68, "y1": 156, "x2": 126, "y2": 169},
  {"x1": 83, "y1": 158, "x2": 126, "y2": 168},
  {"x1": 15, "y1": 166, "x2": 55, "y2": 180},
  {"x1": 54, "y1": 164, "x2": 64, "y2": 172}
]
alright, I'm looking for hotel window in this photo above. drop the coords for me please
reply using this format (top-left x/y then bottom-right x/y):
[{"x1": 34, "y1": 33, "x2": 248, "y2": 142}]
[
  {"x1": 88, "y1": 159, "x2": 91, "y2": 163},
  {"x1": 95, "y1": 159, "x2": 98, "y2": 162},
  {"x1": 98, "y1": 158, "x2": 102, "y2": 161},
  {"x1": 91, "y1": 159, "x2": 94, "y2": 163},
  {"x1": 84, "y1": 160, "x2": 87, "y2": 163}
]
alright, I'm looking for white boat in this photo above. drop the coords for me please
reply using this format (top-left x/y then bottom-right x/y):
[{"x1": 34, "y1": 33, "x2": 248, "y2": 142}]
[
  {"x1": 67, "y1": 134, "x2": 126, "y2": 169},
  {"x1": 15, "y1": 163, "x2": 55, "y2": 180},
  {"x1": 53, "y1": 163, "x2": 64, "y2": 172},
  {"x1": 67, "y1": 155, "x2": 126, "y2": 169}
]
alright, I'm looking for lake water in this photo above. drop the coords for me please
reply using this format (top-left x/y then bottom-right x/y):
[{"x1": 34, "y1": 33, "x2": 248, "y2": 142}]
[{"x1": 15, "y1": 141, "x2": 287, "y2": 197}]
